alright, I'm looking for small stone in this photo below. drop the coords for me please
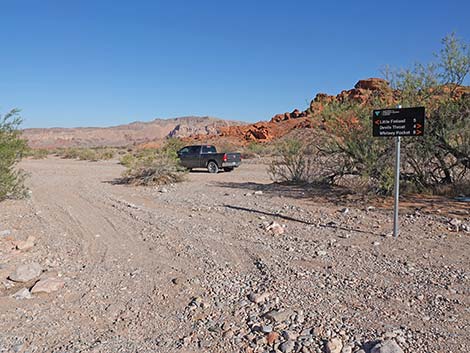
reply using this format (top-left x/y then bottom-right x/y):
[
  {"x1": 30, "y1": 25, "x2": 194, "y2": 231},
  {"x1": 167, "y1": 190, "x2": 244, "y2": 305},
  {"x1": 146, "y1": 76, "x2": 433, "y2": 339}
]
[
  {"x1": 16, "y1": 236, "x2": 36, "y2": 251},
  {"x1": 267, "y1": 331, "x2": 280, "y2": 345},
  {"x1": 373, "y1": 241, "x2": 381, "y2": 246},
  {"x1": 316, "y1": 250, "x2": 327, "y2": 257},
  {"x1": 266, "y1": 221, "x2": 284, "y2": 236},
  {"x1": 312, "y1": 327, "x2": 322, "y2": 337},
  {"x1": 449, "y1": 218, "x2": 461, "y2": 227},
  {"x1": 31, "y1": 278, "x2": 64, "y2": 294},
  {"x1": 296, "y1": 312, "x2": 305, "y2": 323},
  {"x1": 326, "y1": 337, "x2": 343, "y2": 353},
  {"x1": 261, "y1": 325, "x2": 273, "y2": 333},
  {"x1": 248, "y1": 291, "x2": 269, "y2": 304},
  {"x1": 0, "y1": 230, "x2": 11, "y2": 237},
  {"x1": 12, "y1": 288, "x2": 32, "y2": 300},
  {"x1": 223, "y1": 329, "x2": 234, "y2": 339},
  {"x1": 264, "y1": 309, "x2": 293, "y2": 322},
  {"x1": 160, "y1": 187, "x2": 168, "y2": 193},
  {"x1": 171, "y1": 278, "x2": 181, "y2": 285},
  {"x1": 340, "y1": 207, "x2": 349, "y2": 214},
  {"x1": 370, "y1": 340, "x2": 404, "y2": 353},
  {"x1": 254, "y1": 190, "x2": 263, "y2": 195},
  {"x1": 282, "y1": 330, "x2": 298, "y2": 341},
  {"x1": 279, "y1": 340, "x2": 295, "y2": 353},
  {"x1": 11, "y1": 343, "x2": 25, "y2": 353},
  {"x1": 9, "y1": 263, "x2": 42, "y2": 283}
]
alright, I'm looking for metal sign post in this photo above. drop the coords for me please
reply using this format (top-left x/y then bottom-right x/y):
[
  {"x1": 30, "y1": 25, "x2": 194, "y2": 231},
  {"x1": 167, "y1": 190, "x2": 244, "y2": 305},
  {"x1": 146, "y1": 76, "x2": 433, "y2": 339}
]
[
  {"x1": 372, "y1": 105, "x2": 425, "y2": 238},
  {"x1": 393, "y1": 105, "x2": 402, "y2": 238}
]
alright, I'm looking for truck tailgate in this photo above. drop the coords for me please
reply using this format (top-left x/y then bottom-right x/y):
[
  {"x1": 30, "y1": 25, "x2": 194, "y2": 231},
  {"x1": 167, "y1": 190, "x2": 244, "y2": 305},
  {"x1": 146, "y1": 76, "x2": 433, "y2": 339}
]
[{"x1": 225, "y1": 153, "x2": 241, "y2": 163}]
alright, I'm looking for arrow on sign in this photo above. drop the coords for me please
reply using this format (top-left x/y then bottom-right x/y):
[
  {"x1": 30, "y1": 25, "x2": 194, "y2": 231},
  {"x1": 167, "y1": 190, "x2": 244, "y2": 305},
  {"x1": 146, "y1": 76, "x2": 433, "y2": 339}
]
[
  {"x1": 415, "y1": 123, "x2": 422, "y2": 129},
  {"x1": 375, "y1": 111, "x2": 381, "y2": 117},
  {"x1": 416, "y1": 130, "x2": 422, "y2": 135},
  {"x1": 374, "y1": 120, "x2": 380, "y2": 125}
]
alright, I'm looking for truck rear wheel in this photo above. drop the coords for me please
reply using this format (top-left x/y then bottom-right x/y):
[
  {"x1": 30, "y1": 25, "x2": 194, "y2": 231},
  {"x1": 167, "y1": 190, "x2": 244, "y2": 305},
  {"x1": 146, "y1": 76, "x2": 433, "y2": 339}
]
[{"x1": 207, "y1": 161, "x2": 219, "y2": 174}]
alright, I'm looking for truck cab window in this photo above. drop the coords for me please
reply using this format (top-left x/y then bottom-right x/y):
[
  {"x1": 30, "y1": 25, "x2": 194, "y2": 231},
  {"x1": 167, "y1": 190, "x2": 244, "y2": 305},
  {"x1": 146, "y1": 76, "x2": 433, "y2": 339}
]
[{"x1": 202, "y1": 145, "x2": 216, "y2": 153}]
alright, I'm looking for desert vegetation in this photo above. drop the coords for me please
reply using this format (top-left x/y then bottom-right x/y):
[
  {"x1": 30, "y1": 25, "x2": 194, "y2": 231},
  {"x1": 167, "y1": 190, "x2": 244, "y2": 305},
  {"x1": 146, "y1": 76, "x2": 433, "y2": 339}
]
[
  {"x1": 54, "y1": 147, "x2": 119, "y2": 161},
  {"x1": 269, "y1": 34, "x2": 470, "y2": 195},
  {"x1": 0, "y1": 109, "x2": 28, "y2": 201},
  {"x1": 118, "y1": 138, "x2": 187, "y2": 186}
]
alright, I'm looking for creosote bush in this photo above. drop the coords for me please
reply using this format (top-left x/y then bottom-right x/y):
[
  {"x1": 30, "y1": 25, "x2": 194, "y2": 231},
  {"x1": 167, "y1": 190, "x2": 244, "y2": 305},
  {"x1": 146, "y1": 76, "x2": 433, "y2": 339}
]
[
  {"x1": 268, "y1": 138, "x2": 336, "y2": 184},
  {"x1": 55, "y1": 147, "x2": 117, "y2": 161},
  {"x1": 26, "y1": 148, "x2": 50, "y2": 159},
  {"x1": 119, "y1": 138, "x2": 187, "y2": 186},
  {"x1": 0, "y1": 109, "x2": 28, "y2": 201}
]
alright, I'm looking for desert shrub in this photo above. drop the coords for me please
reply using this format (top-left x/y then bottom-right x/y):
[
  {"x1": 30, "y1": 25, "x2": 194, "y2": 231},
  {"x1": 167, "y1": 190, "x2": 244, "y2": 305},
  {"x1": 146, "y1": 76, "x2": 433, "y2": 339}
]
[
  {"x1": 58, "y1": 147, "x2": 78, "y2": 159},
  {"x1": 319, "y1": 100, "x2": 398, "y2": 194},
  {"x1": 27, "y1": 148, "x2": 49, "y2": 159},
  {"x1": 402, "y1": 95, "x2": 470, "y2": 191},
  {"x1": 56, "y1": 147, "x2": 117, "y2": 161},
  {"x1": 119, "y1": 153, "x2": 136, "y2": 168},
  {"x1": 214, "y1": 141, "x2": 240, "y2": 154},
  {"x1": 268, "y1": 138, "x2": 336, "y2": 184},
  {"x1": 0, "y1": 109, "x2": 28, "y2": 201},
  {"x1": 120, "y1": 152, "x2": 186, "y2": 186},
  {"x1": 242, "y1": 141, "x2": 274, "y2": 159},
  {"x1": 161, "y1": 138, "x2": 185, "y2": 159},
  {"x1": 77, "y1": 148, "x2": 98, "y2": 161},
  {"x1": 96, "y1": 148, "x2": 115, "y2": 160}
]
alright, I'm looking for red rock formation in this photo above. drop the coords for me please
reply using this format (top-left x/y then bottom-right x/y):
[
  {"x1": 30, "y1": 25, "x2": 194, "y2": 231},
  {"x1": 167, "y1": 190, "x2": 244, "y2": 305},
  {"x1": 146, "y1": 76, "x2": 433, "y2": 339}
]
[{"x1": 212, "y1": 78, "x2": 396, "y2": 144}]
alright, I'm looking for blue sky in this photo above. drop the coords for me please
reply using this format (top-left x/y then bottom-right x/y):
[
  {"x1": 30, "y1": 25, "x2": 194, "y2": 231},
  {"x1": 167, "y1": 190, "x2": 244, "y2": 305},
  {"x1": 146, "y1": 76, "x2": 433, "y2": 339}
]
[{"x1": 1, "y1": 0, "x2": 469, "y2": 128}]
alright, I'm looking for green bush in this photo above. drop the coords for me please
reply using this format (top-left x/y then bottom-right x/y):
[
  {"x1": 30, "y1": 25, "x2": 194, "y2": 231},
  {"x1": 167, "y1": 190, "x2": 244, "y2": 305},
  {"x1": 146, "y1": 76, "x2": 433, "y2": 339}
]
[
  {"x1": 0, "y1": 109, "x2": 28, "y2": 201},
  {"x1": 120, "y1": 152, "x2": 187, "y2": 186},
  {"x1": 268, "y1": 138, "x2": 335, "y2": 184},
  {"x1": 119, "y1": 153, "x2": 136, "y2": 168},
  {"x1": 56, "y1": 147, "x2": 117, "y2": 161},
  {"x1": 27, "y1": 148, "x2": 50, "y2": 159},
  {"x1": 161, "y1": 138, "x2": 185, "y2": 159},
  {"x1": 242, "y1": 141, "x2": 274, "y2": 159}
]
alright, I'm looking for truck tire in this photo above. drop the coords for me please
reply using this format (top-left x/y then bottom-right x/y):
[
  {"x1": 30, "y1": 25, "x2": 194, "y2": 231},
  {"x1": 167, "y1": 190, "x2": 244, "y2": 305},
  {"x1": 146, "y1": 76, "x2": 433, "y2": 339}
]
[
  {"x1": 223, "y1": 167, "x2": 234, "y2": 172},
  {"x1": 207, "y1": 161, "x2": 219, "y2": 174}
]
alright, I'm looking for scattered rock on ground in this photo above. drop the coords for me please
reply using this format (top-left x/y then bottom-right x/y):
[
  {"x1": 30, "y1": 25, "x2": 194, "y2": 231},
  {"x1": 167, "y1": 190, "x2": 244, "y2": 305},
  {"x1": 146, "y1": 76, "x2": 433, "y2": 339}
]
[
  {"x1": 248, "y1": 291, "x2": 269, "y2": 304},
  {"x1": 279, "y1": 340, "x2": 295, "y2": 353},
  {"x1": 0, "y1": 230, "x2": 11, "y2": 237},
  {"x1": 326, "y1": 337, "x2": 343, "y2": 353},
  {"x1": 370, "y1": 340, "x2": 404, "y2": 353},
  {"x1": 8, "y1": 263, "x2": 42, "y2": 283},
  {"x1": 15, "y1": 236, "x2": 36, "y2": 251},
  {"x1": 31, "y1": 278, "x2": 64, "y2": 294},
  {"x1": 264, "y1": 309, "x2": 293, "y2": 323},
  {"x1": 11, "y1": 288, "x2": 32, "y2": 300},
  {"x1": 265, "y1": 221, "x2": 285, "y2": 235}
]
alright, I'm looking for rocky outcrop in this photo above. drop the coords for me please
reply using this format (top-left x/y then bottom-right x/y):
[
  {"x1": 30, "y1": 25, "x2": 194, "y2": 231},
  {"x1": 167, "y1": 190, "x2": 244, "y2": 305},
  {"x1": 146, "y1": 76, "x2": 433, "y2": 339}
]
[
  {"x1": 214, "y1": 78, "x2": 396, "y2": 144},
  {"x1": 271, "y1": 109, "x2": 309, "y2": 123}
]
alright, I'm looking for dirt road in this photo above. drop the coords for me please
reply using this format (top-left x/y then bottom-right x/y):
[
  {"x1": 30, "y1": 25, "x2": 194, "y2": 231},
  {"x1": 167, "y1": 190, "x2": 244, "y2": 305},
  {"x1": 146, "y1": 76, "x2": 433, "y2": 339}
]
[{"x1": 0, "y1": 158, "x2": 469, "y2": 353}]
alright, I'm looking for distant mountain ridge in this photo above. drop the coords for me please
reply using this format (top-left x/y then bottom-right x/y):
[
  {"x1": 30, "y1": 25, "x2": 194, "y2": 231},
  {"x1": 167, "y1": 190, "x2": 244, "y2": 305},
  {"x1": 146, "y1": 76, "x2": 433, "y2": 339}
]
[{"x1": 23, "y1": 116, "x2": 247, "y2": 148}]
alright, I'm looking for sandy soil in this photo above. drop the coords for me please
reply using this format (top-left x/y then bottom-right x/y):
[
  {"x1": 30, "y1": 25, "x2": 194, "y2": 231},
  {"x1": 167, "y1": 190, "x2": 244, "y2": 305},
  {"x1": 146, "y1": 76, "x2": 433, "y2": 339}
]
[{"x1": 0, "y1": 158, "x2": 468, "y2": 353}]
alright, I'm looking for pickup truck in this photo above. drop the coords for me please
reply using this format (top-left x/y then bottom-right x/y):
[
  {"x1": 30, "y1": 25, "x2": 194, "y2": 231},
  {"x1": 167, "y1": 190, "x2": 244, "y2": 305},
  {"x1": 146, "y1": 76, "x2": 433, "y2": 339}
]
[{"x1": 177, "y1": 145, "x2": 241, "y2": 173}]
